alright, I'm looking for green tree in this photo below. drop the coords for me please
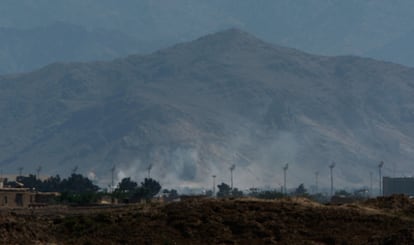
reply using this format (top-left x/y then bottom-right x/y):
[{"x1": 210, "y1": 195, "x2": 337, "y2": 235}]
[
  {"x1": 17, "y1": 174, "x2": 42, "y2": 190},
  {"x1": 113, "y1": 177, "x2": 139, "y2": 200},
  {"x1": 217, "y1": 182, "x2": 231, "y2": 197},
  {"x1": 131, "y1": 178, "x2": 161, "y2": 201},
  {"x1": 118, "y1": 177, "x2": 138, "y2": 193},
  {"x1": 231, "y1": 188, "x2": 243, "y2": 197},
  {"x1": 60, "y1": 173, "x2": 99, "y2": 193},
  {"x1": 41, "y1": 175, "x2": 62, "y2": 192},
  {"x1": 205, "y1": 190, "x2": 213, "y2": 197},
  {"x1": 141, "y1": 178, "x2": 161, "y2": 198},
  {"x1": 251, "y1": 190, "x2": 284, "y2": 199},
  {"x1": 57, "y1": 174, "x2": 99, "y2": 204},
  {"x1": 59, "y1": 191, "x2": 101, "y2": 205},
  {"x1": 335, "y1": 189, "x2": 351, "y2": 197},
  {"x1": 163, "y1": 189, "x2": 179, "y2": 201},
  {"x1": 294, "y1": 183, "x2": 308, "y2": 196}
]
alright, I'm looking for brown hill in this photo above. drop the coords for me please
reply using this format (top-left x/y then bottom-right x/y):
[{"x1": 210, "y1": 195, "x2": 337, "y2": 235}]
[
  {"x1": 1, "y1": 197, "x2": 414, "y2": 244},
  {"x1": 0, "y1": 29, "x2": 414, "y2": 188}
]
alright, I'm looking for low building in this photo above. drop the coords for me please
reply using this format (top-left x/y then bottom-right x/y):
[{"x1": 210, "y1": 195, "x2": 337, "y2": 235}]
[
  {"x1": 383, "y1": 177, "x2": 414, "y2": 196},
  {"x1": 33, "y1": 192, "x2": 60, "y2": 206},
  {"x1": 0, "y1": 187, "x2": 35, "y2": 208},
  {"x1": 98, "y1": 195, "x2": 118, "y2": 205}
]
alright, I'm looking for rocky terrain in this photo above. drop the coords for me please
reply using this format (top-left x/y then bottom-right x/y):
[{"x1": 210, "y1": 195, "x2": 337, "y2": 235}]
[
  {"x1": 1, "y1": 29, "x2": 414, "y2": 188},
  {"x1": 1, "y1": 196, "x2": 414, "y2": 244}
]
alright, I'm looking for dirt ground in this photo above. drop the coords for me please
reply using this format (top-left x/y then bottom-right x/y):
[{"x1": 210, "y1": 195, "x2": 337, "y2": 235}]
[{"x1": 1, "y1": 195, "x2": 414, "y2": 244}]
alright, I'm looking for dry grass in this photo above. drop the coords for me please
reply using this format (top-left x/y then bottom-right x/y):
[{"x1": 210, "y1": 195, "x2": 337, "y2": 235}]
[{"x1": 1, "y1": 196, "x2": 414, "y2": 244}]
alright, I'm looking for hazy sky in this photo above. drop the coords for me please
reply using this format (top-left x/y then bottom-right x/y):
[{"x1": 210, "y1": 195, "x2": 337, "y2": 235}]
[
  {"x1": 1, "y1": 1, "x2": 413, "y2": 192},
  {"x1": 1, "y1": 0, "x2": 414, "y2": 65}
]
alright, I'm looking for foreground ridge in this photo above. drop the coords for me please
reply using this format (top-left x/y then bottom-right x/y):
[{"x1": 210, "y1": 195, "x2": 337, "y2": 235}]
[{"x1": 1, "y1": 196, "x2": 414, "y2": 244}]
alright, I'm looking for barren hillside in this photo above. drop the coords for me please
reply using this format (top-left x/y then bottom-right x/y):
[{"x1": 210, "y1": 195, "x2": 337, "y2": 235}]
[
  {"x1": 1, "y1": 196, "x2": 414, "y2": 244},
  {"x1": 1, "y1": 29, "x2": 414, "y2": 188}
]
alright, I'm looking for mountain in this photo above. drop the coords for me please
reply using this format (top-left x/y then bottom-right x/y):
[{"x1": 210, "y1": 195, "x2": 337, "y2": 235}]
[
  {"x1": 0, "y1": 22, "x2": 148, "y2": 74},
  {"x1": 1, "y1": 29, "x2": 414, "y2": 190}
]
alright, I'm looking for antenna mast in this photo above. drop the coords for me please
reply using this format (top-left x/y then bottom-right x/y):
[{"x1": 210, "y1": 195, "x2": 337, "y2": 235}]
[
  {"x1": 369, "y1": 171, "x2": 373, "y2": 197},
  {"x1": 230, "y1": 164, "x2": 235, "y2": 189},
  {"x1": 18, "y1": 167, "x2": 23, "y2": 177},
  {"x1": 378, "y1": 161, "x2": 384, "y2": 196},
  {"x1": 329, "y1": 162, "x2": 335, "y2": 197},
  {"x1": 283, "y1": 163, "x2": 289, "y2": 195},
  {"x1": 147, "y1": 164, "x2": 153, "y2": 179},
  {"x1": 36, "y1": 166, "x2": 42, "y2": 180},
  {"x1": 111, "y1": 165, "x2": 116, "y2": 193},
  {"x1": 72, "y1": 166, "x2": 78, "y2": 175},
  {"x1": 212, "y1": 175, "x2": 216, "y2": 197}
]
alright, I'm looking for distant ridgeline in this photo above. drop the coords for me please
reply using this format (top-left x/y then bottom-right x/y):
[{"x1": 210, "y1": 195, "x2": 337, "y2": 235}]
[{"x1": 0, "y1": 29, "x2": 413, "y2": 190}]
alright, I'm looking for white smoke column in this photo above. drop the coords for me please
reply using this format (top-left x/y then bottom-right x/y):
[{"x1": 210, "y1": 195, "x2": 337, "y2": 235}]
[
  {"x1": 155, "y1": 147, "x2": 203, "y2": 189},
  {"x1": 116, "y1": 164, "x2": 141, "y2": 184},
  {"x1": 87, "y1": 171, "x2": 97, "y2": 181}
]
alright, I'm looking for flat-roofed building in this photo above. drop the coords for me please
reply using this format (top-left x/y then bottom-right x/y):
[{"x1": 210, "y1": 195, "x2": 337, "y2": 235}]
[
  {"x1": 383, "y1": 177, "x2": 414, "y2": 196},
  {"x1": 0, "y1": 187, "x2": 35, "y2": 208}
]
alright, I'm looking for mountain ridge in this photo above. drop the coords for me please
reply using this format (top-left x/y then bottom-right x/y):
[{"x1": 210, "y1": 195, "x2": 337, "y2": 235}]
[
  {"x1": 1, "y1": 29, "x2": 414, "y2": 190},
  {"x1": 3, "y1": 1, "x2": 414, "y2": 73}
]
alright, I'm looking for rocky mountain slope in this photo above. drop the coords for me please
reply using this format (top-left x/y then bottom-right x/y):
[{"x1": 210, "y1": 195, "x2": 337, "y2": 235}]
[{"x1": 1, "y1": 29, "x2": 414, "y2": 189}]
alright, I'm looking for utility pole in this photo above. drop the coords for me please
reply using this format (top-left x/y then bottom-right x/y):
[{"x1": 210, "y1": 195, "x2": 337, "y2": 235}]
[
  {"x1": 212, "y1": 175, "x2": 216, "y2": 197},
  {"x1": 72, "y1": 166, "x2": 78, "y2": 175},
  {"x1": 315, "y1": 171, "x2": 319, "y2": 194},
  {"x1": 230, "y1": 164, "x2": 235, "y2": 189},
  {"x1": 369, "y1": 171, "x2": 373, "y2": 197},
  {"x1": 36, "y1": 166, "x2": 42, "y2": 180},
  {"x1": 283, "y1": 163, "x2": 288, "y2": 195},
  {"x1": 329, "y1": 162, "x2": 335, "y2": 197},
  {"x1": 111, "y1": 165, "x2": 116, "y2": 193},
  {"x1": 378, "y1": 161, "x2": 384, "y2": 196},
  {"x1": 147, "y1": 164, "x2": 153, "y2": 179}
]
